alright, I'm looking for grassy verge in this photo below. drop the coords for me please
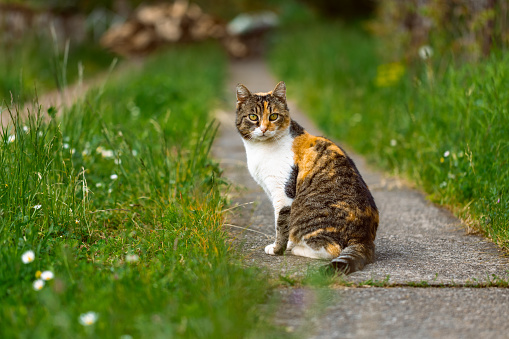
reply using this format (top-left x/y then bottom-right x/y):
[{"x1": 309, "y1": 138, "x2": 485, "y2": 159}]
[
  {"x1": 0, "y1": 43, "x2": 277, "y2": 338},
  {"x1": 0, "y1": 33, "x2": 115, "y2": 104},
  {"x1": 269, "y1": 21, "x2": 509, "y2": 250}
]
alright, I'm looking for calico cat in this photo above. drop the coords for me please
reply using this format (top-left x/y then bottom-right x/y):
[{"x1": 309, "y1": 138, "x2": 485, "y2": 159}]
[{"x1": 235, "y1": 81, "x2": 378, "y2": 274}]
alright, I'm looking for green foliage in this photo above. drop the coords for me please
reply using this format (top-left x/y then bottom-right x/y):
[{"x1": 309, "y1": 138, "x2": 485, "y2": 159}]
[
  {"x1": 269, "y1": 22, "x2": 509, "y2": 250},
  {"x1": 0, "y1": 43, "x2": 275, "y2": 338},
  {"x1": 367, "y1": 0, "x2": 509, "y2": 62}
]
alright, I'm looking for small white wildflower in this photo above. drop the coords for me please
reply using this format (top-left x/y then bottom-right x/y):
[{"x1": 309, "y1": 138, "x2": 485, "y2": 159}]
[
  {"x1": 82, "y1": 148, "x2": 90, "y2": 156},
  {"x1": 439, "y1": 181, "x2": 447, "y2": 188},
  {"x1": 70, "y1": 148, "x2": 76, "y2": 155},
  {"x1": 125, "y1": 254, "x2": 139, "y2": 263},
  {"x1": 418, "y1": 45, "x2": 433, "y2": 60},
  {"x1": 63, "y1": 143, "x2": 70, "y2": 149},
  {"x1": 114, "y1": 158, "x2": 122, "y2": 165},
  {"x1": 41, "y1": 270, "x2": 54, "y2": 281},
  {"x1": 110, "y1": 174, "x2": 118, "y2": 180},
  {"x1": 390, "y1": 139, "x2": 397, "y2": 147},
  {"x1": 38, "y1": 131, "x2": 43, "y2": 137},
  {"x1": 33, "y1": 279, "x2": 44, "y2": 291},
  {"x1": 447, "y1": 173, "x2": 456, "y2": 179},
  {"x1": 23, "y1": 126, "x2": 29, "y2": 133},
  {"x1": 132, "y1": 150, "x2": 138, "y2": 156},
  {"x1": 444, "y1": 151, "x2": 450, "y2": 157},
  {"x1": 22, "y1": 250, "x2": 35, "y2": 264},
  {"x1": 108, "y1": 188, "x2": 113, "y2": 194},
  {"x1": 101, "y1": 149, "x2": 114, "y2": 159},
  {"x1": 33, "y1": 204, "x2": 42, "y2": 210},
  {"x1": 75, "y1": 219, "x2": 80, "y2": 224},
  {"x1": 79, "y1": 312, "x2": 98, "y2": 326},
  {"x1": 8, "y1": 135, "x2": 15, "y2": 143},
  {"x1": 95, "y1": 182, "x2": 103, "y2": 188}
]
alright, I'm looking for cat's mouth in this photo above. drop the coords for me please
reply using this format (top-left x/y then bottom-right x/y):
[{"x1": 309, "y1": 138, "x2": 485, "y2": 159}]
[{"x1": 254, "y1": 134, "x2": 273, "y2": 141}]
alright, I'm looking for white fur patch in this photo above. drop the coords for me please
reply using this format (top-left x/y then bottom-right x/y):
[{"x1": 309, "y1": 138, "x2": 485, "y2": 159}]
[
  {"x1": 242, "y1": 130, "x2": 295, "y2": 211},
  {"x1": 291, "y1": 242, "x2": 334, "y2": 260}
]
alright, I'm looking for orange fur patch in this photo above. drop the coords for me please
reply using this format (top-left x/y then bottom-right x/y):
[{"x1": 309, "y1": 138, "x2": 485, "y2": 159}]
[
  {"x1": 326, "y1": 243, "x2": 341, "y2": 257},
  {"x1": 292, "y1": 133, "x2": 345, "y2": 181},
  {"x1": 292, "y1": 132, "x2": 319, "y2": 180},
  {"x1": 303, "y1": 228, "x2": 324, "y2": 239}
]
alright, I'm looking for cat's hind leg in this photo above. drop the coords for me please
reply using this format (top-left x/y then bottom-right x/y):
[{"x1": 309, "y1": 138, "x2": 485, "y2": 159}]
[{"x1": 287, "y1": 240, "x2": 296, "y2": 251}]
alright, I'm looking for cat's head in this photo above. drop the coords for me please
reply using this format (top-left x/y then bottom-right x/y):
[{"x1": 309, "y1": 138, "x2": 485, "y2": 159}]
[{"x1": 235, "y1": 81, "x2": 290, "y2": 141}]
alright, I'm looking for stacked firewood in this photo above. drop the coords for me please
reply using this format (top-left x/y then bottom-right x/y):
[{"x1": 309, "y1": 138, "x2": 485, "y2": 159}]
[
  {"x1": 100, "y1": 0, "x2": 277, "y2": 58},
  {"x1": 100, "y1": 0, "x2": 223, "y2": 55}
]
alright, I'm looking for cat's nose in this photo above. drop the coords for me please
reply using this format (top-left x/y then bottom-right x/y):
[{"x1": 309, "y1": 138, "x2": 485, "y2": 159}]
[{"x1": 260, "y1": 126, "x2": 268, "y2": 134}]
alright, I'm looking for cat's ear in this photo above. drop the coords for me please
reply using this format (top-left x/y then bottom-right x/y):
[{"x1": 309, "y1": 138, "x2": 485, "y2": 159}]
[
  {"x1": 236, "y1": 84, "x2": 251, "y2": 104},
  {"x1": 272, "y1": 81, "x2": 286, "y2": 102}
]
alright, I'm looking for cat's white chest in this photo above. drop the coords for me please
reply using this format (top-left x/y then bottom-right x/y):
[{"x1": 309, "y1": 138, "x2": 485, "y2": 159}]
[{"x1": 242, "y1": 133, "x2": 295, "y2": 204}]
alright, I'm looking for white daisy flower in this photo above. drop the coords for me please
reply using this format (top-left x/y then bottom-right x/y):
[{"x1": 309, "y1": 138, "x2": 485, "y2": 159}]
[
  {"x1": 110, "y1": 174, "x2": 118, "y2": 180},
  {"x1": 101, "y1": 150, "x2": 114, "y2": 159},
  {"x1": 125, "y1": 254, "x2": 139, "y2": 263},
  {"x1": 418, "y1": 45, "x2": 433, "y2": 60},
  {"x1": 41, "y1": 271, "x2": 54, "y2": 281},
  {"x1": 33, "y1": 204, "x2": 42, "y2": 210},
  {"x1": 23, "y1": 126, "x2": 29, "y2": 133},
  {"x1": 79, "y1": 312, "x2": 98, "y2": 326},
  {"x1": 8, "y1": 135, "x2": 15, "y2": 143},
  {"x1": 33, "y1": 279, "x2": 44, "y2": 291},
  {"x1": 22, "y1": 250, "x2": 35, "y2": 264},
  {"x1": 444, "y1": 151, "x2": 450, "y2": 157},
  {"x1": 63, "y1": 143, "x2": 70, "y2": 149}
]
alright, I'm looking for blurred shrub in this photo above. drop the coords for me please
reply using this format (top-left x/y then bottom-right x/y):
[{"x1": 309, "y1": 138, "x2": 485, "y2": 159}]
[{"x1": 367, "y1": 0, "x2": 509, "y2": 63}]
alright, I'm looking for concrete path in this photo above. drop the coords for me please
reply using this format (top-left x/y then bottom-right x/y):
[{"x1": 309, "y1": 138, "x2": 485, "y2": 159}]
[{"x1": 213, "y1": 59, "x2": 509, "y2": 338}]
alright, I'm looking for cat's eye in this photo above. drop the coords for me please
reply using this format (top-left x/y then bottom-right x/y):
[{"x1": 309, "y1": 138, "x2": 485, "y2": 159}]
[
  {"x1": 269, "y1": 113, "x2": 279, "y2": 121},
  {"x1": 248, "y1": 114, "x2": 258, "y2": 121}
]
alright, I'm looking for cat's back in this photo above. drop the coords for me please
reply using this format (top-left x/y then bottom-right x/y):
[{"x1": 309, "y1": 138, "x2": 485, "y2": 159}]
[{"x1": 291, "y1": 127, "x2": 377, "y2": 211}]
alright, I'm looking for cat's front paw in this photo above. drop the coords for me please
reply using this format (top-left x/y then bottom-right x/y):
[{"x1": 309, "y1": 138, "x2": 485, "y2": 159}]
[{"x1": 265, "y1": 243, "x2": 277, "y2": 255}]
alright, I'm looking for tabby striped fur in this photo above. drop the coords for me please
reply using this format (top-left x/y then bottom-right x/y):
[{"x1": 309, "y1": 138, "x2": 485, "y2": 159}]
[{"x1": 235, "y1": 81, "x2": 378, "y2": 274}]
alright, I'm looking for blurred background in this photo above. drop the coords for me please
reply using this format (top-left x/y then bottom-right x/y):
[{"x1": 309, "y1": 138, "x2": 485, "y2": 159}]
[{"x1": 1, "y1": 0, "x2": 507, "y2": 103}]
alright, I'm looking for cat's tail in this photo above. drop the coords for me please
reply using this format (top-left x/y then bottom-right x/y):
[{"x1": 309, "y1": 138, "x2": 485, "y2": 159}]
[{"x1": 327, "y1": 242, "x2": 374, "y2": 275}]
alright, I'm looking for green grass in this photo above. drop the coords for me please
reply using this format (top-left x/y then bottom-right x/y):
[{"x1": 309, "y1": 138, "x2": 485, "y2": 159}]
[
  {"x1": 0, "y1": 43, "x2": 279, "y2": 338},
  {"x1": 269, "y1": 21, "x2": 509, "y2": 250},
  {"x1": 0, "y1": 33, "x2": 116, "y2": 104}
]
